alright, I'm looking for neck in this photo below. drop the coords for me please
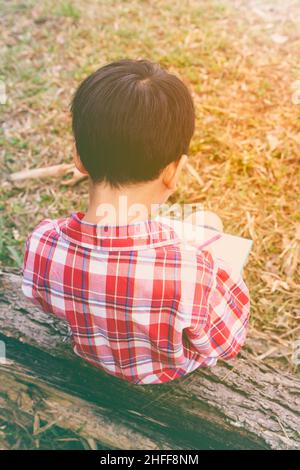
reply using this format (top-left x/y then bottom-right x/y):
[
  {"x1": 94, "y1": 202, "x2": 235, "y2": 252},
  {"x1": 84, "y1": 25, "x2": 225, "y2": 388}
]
[{"x1": 83, "y1": 179, "x2": 166, "y2": 225}]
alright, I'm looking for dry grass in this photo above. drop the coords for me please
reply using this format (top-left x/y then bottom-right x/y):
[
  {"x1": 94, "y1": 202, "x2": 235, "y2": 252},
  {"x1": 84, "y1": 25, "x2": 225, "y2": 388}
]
[{"x1": 0, "y1": 0, "x2": 299, "y2": 374}]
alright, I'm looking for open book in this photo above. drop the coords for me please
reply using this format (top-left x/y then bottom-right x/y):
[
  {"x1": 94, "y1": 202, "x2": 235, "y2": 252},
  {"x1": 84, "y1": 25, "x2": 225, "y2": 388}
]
[{"x1": 157, "y1": 216, "x2": 253, "y2": 279}]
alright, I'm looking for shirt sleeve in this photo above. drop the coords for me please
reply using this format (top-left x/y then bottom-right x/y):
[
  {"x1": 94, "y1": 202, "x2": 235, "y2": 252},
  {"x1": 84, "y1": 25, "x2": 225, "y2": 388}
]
[
  {"x1": 22, "y1": 232, "x2": 43, "y2": 309},
  {"x1": 21, "y1": 219, "x2": 67, "y2": 321},
  {"x1": 185, "y1": 252, "x2": 250, "y2": 365},
  {"x1": 22, "y1": 233, "x2": 35, "y2": 300}
]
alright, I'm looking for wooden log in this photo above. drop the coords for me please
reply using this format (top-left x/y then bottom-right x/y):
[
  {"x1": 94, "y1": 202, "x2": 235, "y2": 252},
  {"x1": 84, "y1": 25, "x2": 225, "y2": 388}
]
[
  {"x1": 0, "y1": 364, "x2": 159, "y2": 450},
  {"x1": 0, "y1": 270, "x2": 299, "y2": 450}
]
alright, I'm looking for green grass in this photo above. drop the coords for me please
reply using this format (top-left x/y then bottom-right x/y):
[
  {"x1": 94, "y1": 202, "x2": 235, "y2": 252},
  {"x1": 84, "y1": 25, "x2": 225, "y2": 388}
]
[{"x1": 56, "y1": 1, "x2": 81, "y2": 20}]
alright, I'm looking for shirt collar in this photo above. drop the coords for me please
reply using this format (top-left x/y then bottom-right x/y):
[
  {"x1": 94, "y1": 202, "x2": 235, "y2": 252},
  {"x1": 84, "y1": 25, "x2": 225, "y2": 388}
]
[{"x1": 59, "y1": 212, "x2": 180, "y2": 251}]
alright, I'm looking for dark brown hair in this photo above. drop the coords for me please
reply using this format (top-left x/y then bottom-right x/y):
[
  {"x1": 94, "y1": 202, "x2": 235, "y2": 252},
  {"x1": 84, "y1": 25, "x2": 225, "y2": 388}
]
[{"x1": 71, "y1": 59, "x2": 195, "y2": 186}]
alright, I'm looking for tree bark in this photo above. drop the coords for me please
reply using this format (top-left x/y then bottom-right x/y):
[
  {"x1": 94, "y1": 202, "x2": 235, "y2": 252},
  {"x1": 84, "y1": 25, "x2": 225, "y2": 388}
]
[{"x1": 0, "y1": 270, "x2": 299, "y2": 450}]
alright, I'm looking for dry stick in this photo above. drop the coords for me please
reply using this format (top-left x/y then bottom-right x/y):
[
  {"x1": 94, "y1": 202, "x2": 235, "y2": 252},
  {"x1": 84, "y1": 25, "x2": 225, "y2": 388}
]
[
  {"x1": 255, "y1": 324, "x2": 300, "y2": 361},
  {"x1": 279, "y1": 324, "x2": 300, "y2": 339},
  {"x1": 185, "y1": 162, "x2": 204, "y2": 186},
  {"x1": 9, "y1": 164, "x2": 74, "y2": 181},
  {"x1": 256, "y1": 346, "x2": 280, "y2": 361},
  {"x1": 276, "y1": 417, "x2": 292, "y2": 445},
  {"x1": 8, "y1": 163, "x2": 86, "y2": 186}
]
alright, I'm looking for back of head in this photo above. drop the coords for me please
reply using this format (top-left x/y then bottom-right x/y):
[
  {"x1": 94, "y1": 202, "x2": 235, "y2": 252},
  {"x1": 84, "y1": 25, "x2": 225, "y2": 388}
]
[{"x1": 71, "y1": 59, "x2": 195, "y2": 187}]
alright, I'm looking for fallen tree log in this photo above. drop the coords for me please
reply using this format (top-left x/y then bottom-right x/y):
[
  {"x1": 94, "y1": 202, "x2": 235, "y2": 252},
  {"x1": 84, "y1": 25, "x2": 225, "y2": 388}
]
[{"x1": 0, "y1": 270, "x2": 299, "y2": 450}]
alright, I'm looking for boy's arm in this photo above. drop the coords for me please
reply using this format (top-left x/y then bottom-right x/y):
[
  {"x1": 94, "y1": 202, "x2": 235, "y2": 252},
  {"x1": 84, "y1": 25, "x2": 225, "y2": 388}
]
[
  {"x1": 22, "y1": 221, "x2": 67, "y2": 322},
  {"x1": 22, "y1": 234, "x2": 44, "y2": 310},
  {"x1": 185, "y1": 253, "x2": 250, "y2": 364},
  {"x1": 184, "y1": 210, "x2": 252, "y2": 283}
]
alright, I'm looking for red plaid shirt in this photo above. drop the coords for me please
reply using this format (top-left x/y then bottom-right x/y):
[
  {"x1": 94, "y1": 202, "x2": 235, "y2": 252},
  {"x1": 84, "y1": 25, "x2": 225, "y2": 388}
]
[{"x1": 22, "y1": 212, "x2": 250, "y2": 385}]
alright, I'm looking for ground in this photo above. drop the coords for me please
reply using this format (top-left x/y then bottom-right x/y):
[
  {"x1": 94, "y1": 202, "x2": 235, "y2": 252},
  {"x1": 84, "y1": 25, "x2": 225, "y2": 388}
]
[{"x1": 0, "y1": 0, "x2": 299, "y2": 367}]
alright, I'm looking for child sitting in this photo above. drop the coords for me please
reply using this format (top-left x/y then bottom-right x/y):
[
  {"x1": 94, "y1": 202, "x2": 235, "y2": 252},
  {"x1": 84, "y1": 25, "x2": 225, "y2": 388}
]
[{"x1": 22, "y1": 59, "x2": 250, "y2": 385}]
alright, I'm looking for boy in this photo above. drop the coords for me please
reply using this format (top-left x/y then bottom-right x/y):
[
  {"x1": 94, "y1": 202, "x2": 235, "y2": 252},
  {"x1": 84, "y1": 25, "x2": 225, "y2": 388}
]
[{"x1": 22, "y1": 59, "x2": 250, "y2": 385}]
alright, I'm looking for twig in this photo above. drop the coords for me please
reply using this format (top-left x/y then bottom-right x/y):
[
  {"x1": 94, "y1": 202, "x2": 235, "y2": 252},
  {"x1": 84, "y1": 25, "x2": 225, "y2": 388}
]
[
  {"x1": 185, "y1": 162, "x2": 204, "y2": 186},
  {"x1": 8, "y1": 163, "x2": 86, "y2": 186}
]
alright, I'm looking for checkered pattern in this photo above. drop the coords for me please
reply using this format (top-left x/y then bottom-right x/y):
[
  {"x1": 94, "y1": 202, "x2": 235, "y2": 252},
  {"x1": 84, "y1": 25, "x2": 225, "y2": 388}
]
[{"x1": 22, "y1": 212, "x2": 250, "y2": 385}]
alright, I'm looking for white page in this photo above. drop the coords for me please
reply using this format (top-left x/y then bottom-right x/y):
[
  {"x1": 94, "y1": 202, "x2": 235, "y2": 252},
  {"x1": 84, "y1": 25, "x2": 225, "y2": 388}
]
[{"x1": 157, "y1": 216, "x2": 253, "y2": 280}]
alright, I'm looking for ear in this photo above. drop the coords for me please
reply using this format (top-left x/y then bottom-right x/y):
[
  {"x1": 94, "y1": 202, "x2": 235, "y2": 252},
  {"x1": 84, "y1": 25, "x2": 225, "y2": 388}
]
[
  {"x1": 162, "y1": 154, "x2": 188, "y2": 191},
  {"x1": 73, "y1": 144, "x2": 89, "y2": 175}
]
